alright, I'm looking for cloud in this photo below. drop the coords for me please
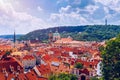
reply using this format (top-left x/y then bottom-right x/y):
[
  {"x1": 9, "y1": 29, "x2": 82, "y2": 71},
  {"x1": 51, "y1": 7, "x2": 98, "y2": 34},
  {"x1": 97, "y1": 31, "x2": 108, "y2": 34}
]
[
  {"x1": 94, "y1": 0, "x2": 120, "y2": 13},
  {"x1": 0, "y1": 0, "x2": 51, "y2": 34},
  {"x1": 94, "y1": 0, "x2": 119, "y2": 6},
  {"x1": 73, "y1": 0, "x2": 81, "y2": 4},
  {"x1": 59, "y1": 5, "x2": 71, "y2": 13},
  {"x1": 93, "y1": 0, "x2": 120, "y2": 24},
  {"x1": 1, "y1": 0, "x2": 120, "y2": 35},
  {"x1": 56, "y1": 0, "x2": 120, "y2": 25},
  {"x1": 50, "y1": 3, "x2": 105, "y2": 25},
  {"x1": 85, "y1": 5, "x2": 99, "y2": 14},
  {"x1": 50, "y1": 5, "x2": 89, "y2": 26},
  {"x1": 37, "y1": 6, "x2": 43, "y2": 12},
  {"x1": 57, "y1": 0, "x2": 69, "y2": 4}
]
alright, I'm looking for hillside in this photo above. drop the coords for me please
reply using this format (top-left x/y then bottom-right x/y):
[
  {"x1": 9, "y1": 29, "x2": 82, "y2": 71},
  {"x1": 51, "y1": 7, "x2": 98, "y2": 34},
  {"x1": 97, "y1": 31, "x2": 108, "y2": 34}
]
[{"x1": 19, "y1": 25, "x2": 120, "y2": 42}]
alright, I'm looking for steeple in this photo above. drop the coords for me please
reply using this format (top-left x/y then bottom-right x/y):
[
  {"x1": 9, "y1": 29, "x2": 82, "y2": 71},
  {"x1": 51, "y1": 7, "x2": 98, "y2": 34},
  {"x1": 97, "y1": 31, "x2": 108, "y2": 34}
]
[
  {"x1": 48, "y1": 30, "x2": 53, "y2": 43},
  {"x1": 13, "y1": 29, "x2": 16, "y2": 48}
]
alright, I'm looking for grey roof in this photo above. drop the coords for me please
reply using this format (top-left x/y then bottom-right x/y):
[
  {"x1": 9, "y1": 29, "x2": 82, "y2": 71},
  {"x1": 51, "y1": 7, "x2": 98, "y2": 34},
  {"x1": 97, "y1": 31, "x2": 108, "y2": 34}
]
[{"x1": 51, "y1": 61, "x2": 60, "y2": 67}]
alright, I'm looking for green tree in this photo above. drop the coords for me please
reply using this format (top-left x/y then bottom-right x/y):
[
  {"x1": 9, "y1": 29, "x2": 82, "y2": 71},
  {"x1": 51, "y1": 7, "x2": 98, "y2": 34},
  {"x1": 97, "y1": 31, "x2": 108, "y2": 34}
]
[
  {"x1": 75, "y1": 62, "x2": 83, "y2": 69},
  {"x1": 49, "y1": 74, "x2": 58, "y2": 80},
  {"x1": 102, "y1": 35, "x2": 120, "y2": 80},
  {"x1": 49, "y1": 73, "x2": 77, "y2": 80},
  {"x1": 90, "y1": 77, "x2": 99, "y2": 80},
  {"x1": 69, "y1": 74, "x2": 78, "y2": 80}
]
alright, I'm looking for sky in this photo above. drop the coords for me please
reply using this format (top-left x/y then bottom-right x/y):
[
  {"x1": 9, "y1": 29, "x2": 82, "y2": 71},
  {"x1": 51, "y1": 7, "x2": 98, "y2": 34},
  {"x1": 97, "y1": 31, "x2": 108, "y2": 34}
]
[{"x1": 0, "y1": 0, "x2": 120, "y2": 35}]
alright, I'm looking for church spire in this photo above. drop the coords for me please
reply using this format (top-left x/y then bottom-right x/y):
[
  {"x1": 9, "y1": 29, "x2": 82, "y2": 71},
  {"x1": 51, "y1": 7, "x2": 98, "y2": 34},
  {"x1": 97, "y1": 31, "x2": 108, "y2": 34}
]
[{"x1": 13, "y1": 29, "x2": 16, "y2": 48}]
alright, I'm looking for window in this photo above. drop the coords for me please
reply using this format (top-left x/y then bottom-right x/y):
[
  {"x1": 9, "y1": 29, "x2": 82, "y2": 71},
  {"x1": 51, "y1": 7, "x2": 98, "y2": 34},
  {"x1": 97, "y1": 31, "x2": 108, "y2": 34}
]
[{"x1": 11, "y1": 78, "x2": 15, "y2": 80}]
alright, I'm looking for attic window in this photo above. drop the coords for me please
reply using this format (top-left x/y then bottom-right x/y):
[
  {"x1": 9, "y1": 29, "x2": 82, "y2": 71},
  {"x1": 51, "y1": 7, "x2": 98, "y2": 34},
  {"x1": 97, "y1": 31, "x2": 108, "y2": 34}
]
[{"x1": 2, "y1": 68, "x2": 6, "y2": 73}]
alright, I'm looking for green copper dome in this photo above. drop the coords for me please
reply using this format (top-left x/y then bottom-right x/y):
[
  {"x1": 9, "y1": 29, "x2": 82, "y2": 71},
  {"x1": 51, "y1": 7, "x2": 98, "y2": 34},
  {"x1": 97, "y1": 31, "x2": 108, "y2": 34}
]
[{"x1": 53, "y1": 31, "x2": 60, "y2": 37}]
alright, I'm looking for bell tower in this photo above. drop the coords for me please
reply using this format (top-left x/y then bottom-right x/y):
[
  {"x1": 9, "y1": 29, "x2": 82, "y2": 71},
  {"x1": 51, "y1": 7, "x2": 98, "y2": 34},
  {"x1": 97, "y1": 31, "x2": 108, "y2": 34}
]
[
  {"x1": 53, "y1": 29, "x2": 61, "y2": 42},
  {"x1": 48, "y1": 30, "x2": 53, "y2": 43}
]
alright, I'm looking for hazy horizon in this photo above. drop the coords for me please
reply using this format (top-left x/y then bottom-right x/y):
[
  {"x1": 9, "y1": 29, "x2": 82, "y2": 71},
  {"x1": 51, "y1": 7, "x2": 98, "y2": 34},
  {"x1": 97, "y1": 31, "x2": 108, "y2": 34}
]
[{"x1": 0, "y1": 0, "x2": 120, "y2": 35}]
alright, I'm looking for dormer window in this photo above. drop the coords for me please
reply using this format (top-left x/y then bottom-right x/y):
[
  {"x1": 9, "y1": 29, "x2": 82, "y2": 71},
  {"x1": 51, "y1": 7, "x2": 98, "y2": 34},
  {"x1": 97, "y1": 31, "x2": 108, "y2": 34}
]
[
  {"x1": 2, "y1": 68, "x2": 6, "y2": 73},
  {"x1": 10, "y1": 66, "x2": 14, "y2": 72},
  {"x1": 17, "y1": 66, "x2": 20, "y2": 70}
]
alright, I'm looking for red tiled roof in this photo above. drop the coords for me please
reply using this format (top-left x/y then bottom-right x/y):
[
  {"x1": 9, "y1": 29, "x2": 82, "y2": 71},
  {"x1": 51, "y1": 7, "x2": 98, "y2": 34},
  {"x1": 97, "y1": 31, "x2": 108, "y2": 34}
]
[
  {"x1": 0, "y1": 72, "x2": 5, "y2": 80},
  {"x1": 0, "y1": 57, "x2": 23, "y2": 72},
  {"x1": 36, "y1": 52, "x2": 43, "y2": 56},
  {"x1": 0, "y1": 45, "x2": 12, "y2": 51},
  {"x1": 25, "y1": 70, "x2": 38, "y2": 80},
  {"x1": 23, "y1": 55, "x2": 35, "y2": 60},
  {"x1": 17, "y1": 73, "x2": 27, "y2": 80},
  {"x1": 42, "y1": 54, "x2": 51, "y2": 61},
  {"x1": 0, "y1": 51, "x2": 6, "y2": 56},
  {"x1": 36, "y1": 64, "x2": 51, "y2": 75},
  {"x1": 76, "y1": 59, "x2": 99, "y2": 68},
  {"x1": 50, "y1": 62, "x2": 70, "y2": 74},
  {"x1": 55, "y1": 38, "x2": 72, "y2": 44},
  {"x1": 38, "y1": 77, "x2": 48, "y2": 80},
  {"x1": 7, "y1": 73, "x2": 15, "y2": 80},
  {"x1": 0, "y1": 69, "x2": 47, "y2": 80},
  {"x1": 62, "y1": 47, "x2": 73, "y2": 52},
  {"x1": 79, "y1": 68, "x2": 89, "y2": 75},
  {"x1": 61, "y1": 53, "x2": 69, "y2": 57}
]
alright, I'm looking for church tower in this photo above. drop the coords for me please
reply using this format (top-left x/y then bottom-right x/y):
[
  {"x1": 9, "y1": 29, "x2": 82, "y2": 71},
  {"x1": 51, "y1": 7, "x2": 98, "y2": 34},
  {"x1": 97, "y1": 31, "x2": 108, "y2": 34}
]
[
  {"x1": 53, "y1": 29, "x2": 61, "y2": 42},
  {"x1": 105, "y1": 19, "x2": 107, "y2": 25}
]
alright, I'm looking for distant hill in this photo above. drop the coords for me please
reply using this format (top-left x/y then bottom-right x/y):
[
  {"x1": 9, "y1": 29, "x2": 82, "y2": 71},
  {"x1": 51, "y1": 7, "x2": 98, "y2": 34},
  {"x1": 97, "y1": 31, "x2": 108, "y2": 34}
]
[
  {"x1": 0, "y1": 35, "x2": 23, "y2": 40},
  {"x1": 19, "y1": 25, "x2": 120, "y2": 42}
]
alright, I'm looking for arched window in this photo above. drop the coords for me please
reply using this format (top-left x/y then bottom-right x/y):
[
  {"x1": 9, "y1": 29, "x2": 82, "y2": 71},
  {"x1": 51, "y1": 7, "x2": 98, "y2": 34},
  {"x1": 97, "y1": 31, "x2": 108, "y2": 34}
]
[{"x1": 81, "y1": 75, "x2": 86, "y2": 80}]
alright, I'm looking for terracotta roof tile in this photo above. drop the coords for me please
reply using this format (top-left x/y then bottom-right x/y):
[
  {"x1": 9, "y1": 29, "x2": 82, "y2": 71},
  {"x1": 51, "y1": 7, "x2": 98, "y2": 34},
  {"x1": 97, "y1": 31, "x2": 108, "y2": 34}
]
[
  {"x1": 42, "y1": 54, "x2": 51, "y2": 61},
  {"x1": 0, "y1": 72, "x2": 5, "y2": 80},
  {"x1": 0, "y1": 57, "x2": 23, "y2": 72},
  {"x1": 23, "y1": 55, "x2": 35, "y2": 60},
  {"x1": 36, "y1": 64, "x2": 51, "y2": 75},
  {"x1": 25, "y1": 70, "x2": 38, "y2": 80}
]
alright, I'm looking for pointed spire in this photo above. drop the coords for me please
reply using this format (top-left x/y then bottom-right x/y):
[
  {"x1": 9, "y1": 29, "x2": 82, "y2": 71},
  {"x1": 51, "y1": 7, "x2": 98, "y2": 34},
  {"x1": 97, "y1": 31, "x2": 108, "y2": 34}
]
[
  {"x1": 14, "y1": 30, "x2": 16, "y2": 43},
  {"x1": 13, "y1": 29, "x2": 16, "y2": 48}
]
